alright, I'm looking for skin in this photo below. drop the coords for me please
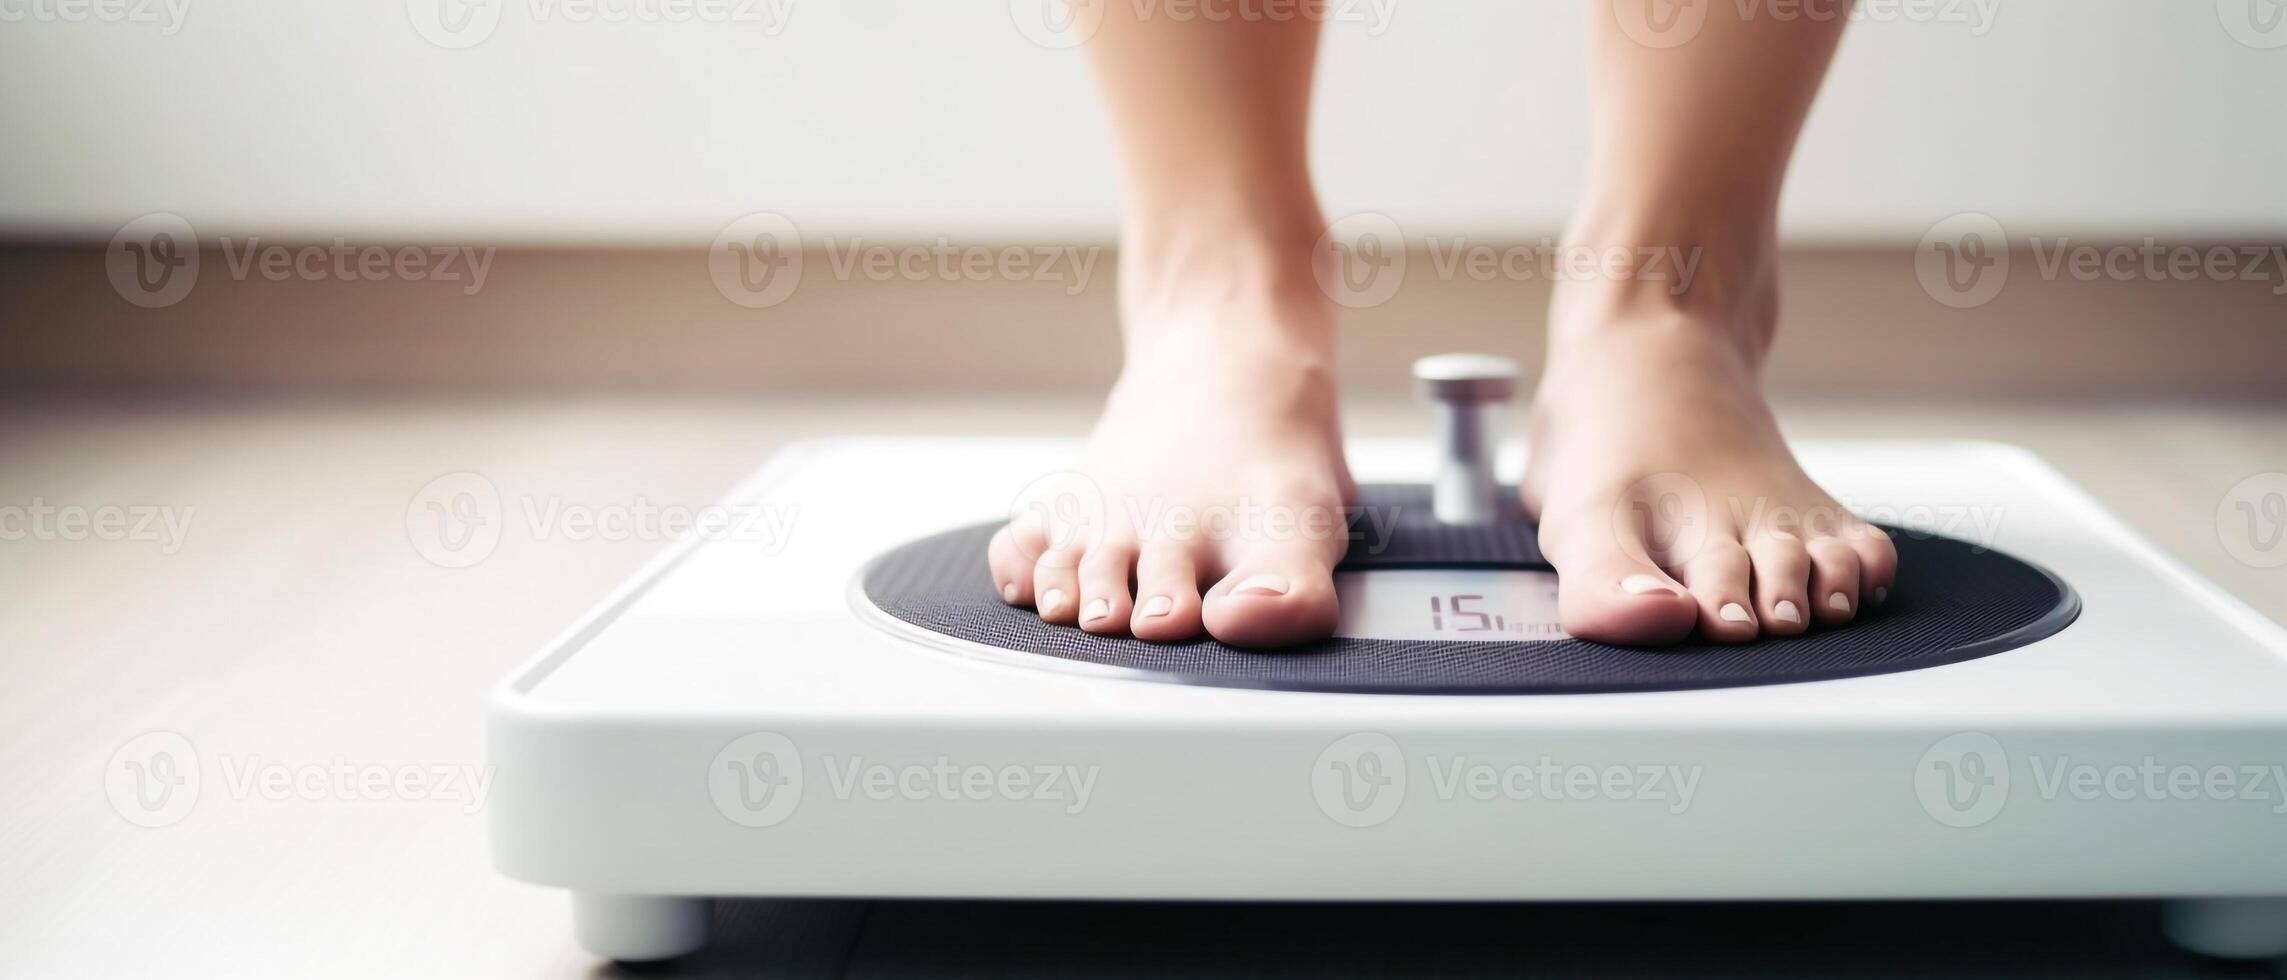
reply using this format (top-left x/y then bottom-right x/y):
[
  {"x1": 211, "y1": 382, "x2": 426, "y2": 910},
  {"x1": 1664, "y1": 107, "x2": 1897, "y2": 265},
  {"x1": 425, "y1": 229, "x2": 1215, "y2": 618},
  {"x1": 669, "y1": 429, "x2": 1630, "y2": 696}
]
[{"x1": 989, "y1": 1, "x2": 1898, "y2": 648}]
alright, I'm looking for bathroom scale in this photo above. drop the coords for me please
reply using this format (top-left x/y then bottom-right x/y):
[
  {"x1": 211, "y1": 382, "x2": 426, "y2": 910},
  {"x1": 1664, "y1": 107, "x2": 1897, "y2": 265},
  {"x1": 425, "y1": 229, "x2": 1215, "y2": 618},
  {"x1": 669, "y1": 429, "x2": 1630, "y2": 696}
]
[{"x1": 487, "y1": 359, "x2": 2287, "y2": 963}]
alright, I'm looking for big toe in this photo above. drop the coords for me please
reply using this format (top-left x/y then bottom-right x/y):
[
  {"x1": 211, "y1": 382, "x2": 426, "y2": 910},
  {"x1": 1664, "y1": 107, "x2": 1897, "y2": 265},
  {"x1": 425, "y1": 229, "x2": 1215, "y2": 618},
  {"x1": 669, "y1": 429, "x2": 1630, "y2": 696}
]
[
  {"x1": 1201, "y1": 546, "x2": 1340, "y2": 650},
  {"x1": 1542, "y1": 523, "x2": 1699, "y2": 646}
]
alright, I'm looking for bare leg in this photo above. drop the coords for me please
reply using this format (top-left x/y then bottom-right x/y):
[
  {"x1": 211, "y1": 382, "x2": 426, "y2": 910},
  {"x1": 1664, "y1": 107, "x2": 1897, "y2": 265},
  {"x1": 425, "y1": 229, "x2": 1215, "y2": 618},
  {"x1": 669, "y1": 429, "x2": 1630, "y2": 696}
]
[
  {"x1": 1524, "y1": 1, "x2": 1899, "y2": 644},
  {"x1": 985, "y1": 5, "x2": 1352, "y2": 648}
]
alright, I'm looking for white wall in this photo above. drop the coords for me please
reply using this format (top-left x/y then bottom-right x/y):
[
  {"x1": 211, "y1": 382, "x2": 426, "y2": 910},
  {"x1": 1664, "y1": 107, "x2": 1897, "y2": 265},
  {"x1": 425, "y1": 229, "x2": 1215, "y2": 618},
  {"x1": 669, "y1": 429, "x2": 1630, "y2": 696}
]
[{"x1": 3, "y1": 0, "x2": 2283, "y2": 243}]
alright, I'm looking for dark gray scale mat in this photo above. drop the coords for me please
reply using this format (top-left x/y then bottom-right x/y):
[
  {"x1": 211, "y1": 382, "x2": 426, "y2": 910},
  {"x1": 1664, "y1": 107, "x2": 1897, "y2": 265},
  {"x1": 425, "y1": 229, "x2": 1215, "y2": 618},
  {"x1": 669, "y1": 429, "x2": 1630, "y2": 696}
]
[{"x1": 858, "y1": 485, "x2": 2079, "y2": 694}]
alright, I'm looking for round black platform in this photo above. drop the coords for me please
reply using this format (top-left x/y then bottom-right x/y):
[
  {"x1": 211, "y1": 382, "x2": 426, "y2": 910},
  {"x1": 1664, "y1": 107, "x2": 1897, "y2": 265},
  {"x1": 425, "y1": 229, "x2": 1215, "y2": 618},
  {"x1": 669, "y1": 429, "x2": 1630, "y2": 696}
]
[{"x1": 857, "y1": 485, "x2": 2079, "y2": 694}]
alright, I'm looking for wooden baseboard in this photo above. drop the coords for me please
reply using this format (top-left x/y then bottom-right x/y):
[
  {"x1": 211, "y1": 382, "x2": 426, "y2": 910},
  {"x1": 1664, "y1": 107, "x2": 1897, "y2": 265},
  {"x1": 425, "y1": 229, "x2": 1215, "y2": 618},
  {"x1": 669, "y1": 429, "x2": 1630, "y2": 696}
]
[{"x1": 4, "y1": 242, "x2": 2280, "y2": 398}]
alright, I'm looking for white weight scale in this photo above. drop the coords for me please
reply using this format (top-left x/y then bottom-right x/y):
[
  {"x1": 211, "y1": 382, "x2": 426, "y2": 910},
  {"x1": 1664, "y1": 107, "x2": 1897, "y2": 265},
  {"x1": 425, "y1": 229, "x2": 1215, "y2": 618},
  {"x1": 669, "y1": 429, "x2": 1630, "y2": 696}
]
[{"x1": 488, "y1": 359, "x2": 2287, "y2": 964}]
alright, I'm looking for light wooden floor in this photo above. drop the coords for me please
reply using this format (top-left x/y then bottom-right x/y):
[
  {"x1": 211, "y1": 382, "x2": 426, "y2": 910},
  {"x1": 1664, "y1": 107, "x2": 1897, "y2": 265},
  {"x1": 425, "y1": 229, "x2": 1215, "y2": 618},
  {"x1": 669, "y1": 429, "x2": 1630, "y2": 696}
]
[{"x1": 1, "y1": 391, "x2": 2282, "y2": 979}]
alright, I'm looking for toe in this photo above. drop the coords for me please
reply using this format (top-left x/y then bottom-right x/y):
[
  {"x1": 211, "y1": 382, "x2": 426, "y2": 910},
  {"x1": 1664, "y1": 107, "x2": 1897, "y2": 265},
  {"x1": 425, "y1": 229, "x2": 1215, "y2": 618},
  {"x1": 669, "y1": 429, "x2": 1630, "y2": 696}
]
[
  {"x1": 1130, "y1": 540, "x2": 1205, "y2": 643},
  {"x1": 1076, "y1": 540, "x2": 1138, "y2": 636},
  {"x1": 1806, "y1": 536, "x2": 1862, "y2": 627},
  {"x1": 1201, "y1": 545, "x2": 1339, "y2": 649},
  {"x1": 986, "y1": 526, "x2": 1037, "y2": 606},
  {"x1": 1746, "y1": 531, "x2": 1812, "y2": 636},
  {"x1": 1841, "y1": 520, "x2": 1899, "y2": 609},
  {"x1": 1030, "y1": 546, "x2": 1084, "y2": 626},
  {"x1": 1679, "y1": 539, "x2": 1757, "y2": 643},
  {"x1": 1542, "y1": 518, "x2": 1698, "y2": 646}
]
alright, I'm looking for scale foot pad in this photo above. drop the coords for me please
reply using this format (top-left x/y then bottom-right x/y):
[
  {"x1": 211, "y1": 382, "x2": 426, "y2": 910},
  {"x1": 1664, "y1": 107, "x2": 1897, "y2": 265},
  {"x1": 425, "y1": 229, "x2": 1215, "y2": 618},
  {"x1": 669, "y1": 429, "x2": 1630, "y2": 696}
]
[{"x1": 859, "y1": 485, "x2": 2078, "y2": 694}]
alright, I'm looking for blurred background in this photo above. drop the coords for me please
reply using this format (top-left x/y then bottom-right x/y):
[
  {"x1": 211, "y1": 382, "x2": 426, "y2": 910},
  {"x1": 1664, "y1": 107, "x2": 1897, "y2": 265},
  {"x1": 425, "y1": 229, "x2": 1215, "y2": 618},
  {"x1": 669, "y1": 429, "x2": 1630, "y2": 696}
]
[
  {"x1": 4, "y1": 1, "x2": 2285, "y2": 392},
  {"x1": 2, "y1": 1, "x2": 2283, "y2": 977}
]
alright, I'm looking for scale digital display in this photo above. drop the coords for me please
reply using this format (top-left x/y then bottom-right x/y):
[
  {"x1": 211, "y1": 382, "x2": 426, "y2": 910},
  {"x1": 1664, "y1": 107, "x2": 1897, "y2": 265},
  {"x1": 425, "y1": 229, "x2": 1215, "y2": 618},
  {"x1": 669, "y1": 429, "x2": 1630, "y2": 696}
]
[{"x1": 1332, "y1": 569, "x2": 1568, "y2": 642}]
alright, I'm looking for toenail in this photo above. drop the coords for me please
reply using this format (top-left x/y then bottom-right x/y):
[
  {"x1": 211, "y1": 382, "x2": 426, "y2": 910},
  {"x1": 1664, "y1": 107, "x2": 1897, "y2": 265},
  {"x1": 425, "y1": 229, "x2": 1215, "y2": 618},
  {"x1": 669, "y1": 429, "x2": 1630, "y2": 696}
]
[
  {"x1": 1828, "y1": 591, "x2": 1851, "y2": 612},
  {"x1": 1231, "y1": 573, "x2": 1291, "y2": 597},
  {"x1": 1001, "y1": 582, "x2": 1018, "y2": 603},
  {"x1": 1140, "y1": 595, "x2": 1173, "y2": 618},
  {"x1": 1082, "y1": 598, "x2": 1110, "y2": 623},
  {"x1": 1620, "y1": 574, "x2": 1679, "y2": 597},
  {"x1": 1774, "y1": 600, "x2": 1803, "y2": 624},
  {"x1": 1874, "y1": 586, "x2": 1888, "y2": 605},
  {"x1": 1719, "y1": 602, "x2": 1752, "y2": 623},
  {"x1": 1040, "y1": 588, "x2": 1067, "y2": 614}
]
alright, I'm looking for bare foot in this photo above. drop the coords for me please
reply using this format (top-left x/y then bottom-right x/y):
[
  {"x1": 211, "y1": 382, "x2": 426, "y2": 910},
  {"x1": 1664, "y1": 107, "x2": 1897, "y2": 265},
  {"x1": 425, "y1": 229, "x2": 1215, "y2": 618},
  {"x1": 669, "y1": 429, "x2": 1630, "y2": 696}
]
[
  {"x1": 987, "y1": 230, "x2": 1355, "y2": 648},
  {"x1": 1523, "y1": 253, "x2": 1898, "y2": 645}
]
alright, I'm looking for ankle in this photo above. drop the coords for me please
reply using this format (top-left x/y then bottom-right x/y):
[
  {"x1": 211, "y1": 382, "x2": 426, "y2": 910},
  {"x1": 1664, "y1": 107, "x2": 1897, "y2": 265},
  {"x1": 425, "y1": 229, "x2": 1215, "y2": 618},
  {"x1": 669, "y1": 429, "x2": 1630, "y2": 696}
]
[
  {"x1": 1549, "y1": 201, "x2": 1782, "y2": 361},
  {"x1": 1115, "y1": 210, "x2": 1335, "y2": 350}
]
